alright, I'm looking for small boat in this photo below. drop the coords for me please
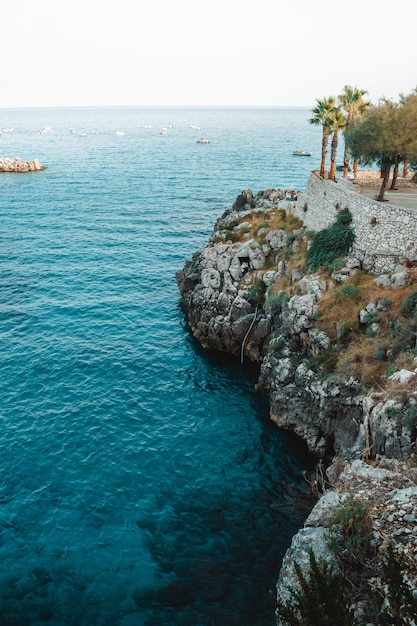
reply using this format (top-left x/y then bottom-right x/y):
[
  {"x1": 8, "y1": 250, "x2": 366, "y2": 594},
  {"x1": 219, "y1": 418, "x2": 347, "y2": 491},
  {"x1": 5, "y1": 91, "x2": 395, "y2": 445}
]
[
  {"x1": 160, "y1": 128, "x2": 167, "y2": 135},
  {"x1": 115, "y1": 130, "x2": 125, "y2": 136},
  {"x1": 293, "y1": 150, "x2": 311, "y2": 156},
  {"x1": 190, "y1": 125, "x2": 202, "y2": 131},
  {"x1": 197, "y1": 137, "x2": 209, "y2": 144}
]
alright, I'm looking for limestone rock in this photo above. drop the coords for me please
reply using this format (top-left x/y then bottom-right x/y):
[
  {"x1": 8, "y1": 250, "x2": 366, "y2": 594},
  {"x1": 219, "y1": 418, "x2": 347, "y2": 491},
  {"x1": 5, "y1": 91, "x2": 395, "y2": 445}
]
[{"x1": 0, "y1": 157, "x2": 45, "y2": 172}]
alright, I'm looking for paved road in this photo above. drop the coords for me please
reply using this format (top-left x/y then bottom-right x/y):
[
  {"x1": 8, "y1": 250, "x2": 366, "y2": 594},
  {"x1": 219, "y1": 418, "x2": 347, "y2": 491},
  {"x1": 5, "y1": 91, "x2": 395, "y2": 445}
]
[{"x1": 359, "y1": 186, "x2": 417, "y2": 209}]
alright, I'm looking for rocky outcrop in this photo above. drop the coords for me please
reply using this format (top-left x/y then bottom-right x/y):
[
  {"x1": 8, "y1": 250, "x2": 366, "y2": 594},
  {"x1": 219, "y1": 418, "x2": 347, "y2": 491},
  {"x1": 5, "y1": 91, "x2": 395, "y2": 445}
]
[
  {"x1": 257, "y1": 360, "x2": 365, "y2": 458},
  {"x1": 177, "y1": 189, "x2": 414, "y2": 461},
  {"x1": 177, "y1": 188, "x2": 417, "y2": 622},
  {"x1": 176, "y1": 240, "x2": 272, "y2": 362},
  {"x1": 0, "y1": 157, "x2": 44, "y2": 172},
  {"x1": 276, "y1": 458, "x2": 417, "y2": 624},
  {"x1": 176, "y1": 189, "x2": 293, "y2": 363}
]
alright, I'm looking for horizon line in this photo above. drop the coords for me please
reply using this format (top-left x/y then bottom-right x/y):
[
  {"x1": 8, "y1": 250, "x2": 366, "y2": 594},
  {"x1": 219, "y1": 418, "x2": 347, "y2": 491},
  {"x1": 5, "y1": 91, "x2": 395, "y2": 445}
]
[{"x1": 0, "y1": 104, "x2": 313, "y2": 110}]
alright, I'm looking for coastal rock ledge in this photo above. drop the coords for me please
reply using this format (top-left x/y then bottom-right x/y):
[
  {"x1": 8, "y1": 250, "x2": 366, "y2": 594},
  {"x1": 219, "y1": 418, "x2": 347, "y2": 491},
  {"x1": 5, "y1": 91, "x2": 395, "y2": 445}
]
[
  {"x1": 176, "y1": 187, "x2": 417, "y2": 624},
  {"x1": 0, "y1": 157, "x2": 44, "y2": 172}
]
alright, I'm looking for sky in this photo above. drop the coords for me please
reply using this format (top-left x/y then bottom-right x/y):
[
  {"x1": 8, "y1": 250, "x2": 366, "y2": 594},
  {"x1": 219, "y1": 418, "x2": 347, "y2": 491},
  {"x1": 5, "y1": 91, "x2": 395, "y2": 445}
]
[{"x1": 3, "y1": 0, "x2": 417, "y2": 109}]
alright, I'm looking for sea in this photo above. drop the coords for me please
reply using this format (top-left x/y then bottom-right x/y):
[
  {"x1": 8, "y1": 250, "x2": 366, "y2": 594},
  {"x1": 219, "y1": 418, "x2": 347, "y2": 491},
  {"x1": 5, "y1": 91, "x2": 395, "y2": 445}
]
[{"x1": 0, "y1": 107, "x2": 320, "y2": 626}]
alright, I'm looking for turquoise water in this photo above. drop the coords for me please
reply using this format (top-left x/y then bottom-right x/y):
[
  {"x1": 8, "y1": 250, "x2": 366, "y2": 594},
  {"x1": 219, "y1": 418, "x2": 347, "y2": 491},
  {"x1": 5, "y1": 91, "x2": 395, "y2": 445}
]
[{"x1": 0, "y1": 108, "x2": 318, "y2": 625}]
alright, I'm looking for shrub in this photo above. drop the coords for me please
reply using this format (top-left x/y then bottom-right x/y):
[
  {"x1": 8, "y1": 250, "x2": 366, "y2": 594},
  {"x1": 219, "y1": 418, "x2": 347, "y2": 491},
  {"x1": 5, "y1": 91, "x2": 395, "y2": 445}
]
[
  {"x1": 400, "y1": 292, "x2": 417, "y2": 318},
  {"x1": 380, "y1": 544, "x2": 417, "y2": 625},
  {"x1": 224, "y1": 231, "x2": 240, "y2": 242},
  {"x1": 304, "y1": 351, "x2": 338, "y2": 376},
  {"x1": 329, "y1": 259, "x2": 346, "y2": 272},
  {"x1": 335, "y1": 284, "x2": 359, "y2": 300},
  {"x1": 379, "y1": 297, "x2": 392, "y2": 308},
  {"x1": 269, "y1": 336, "x2": 285, "y2": 351},
  {"x1": 286, "y1": 233, "x2": 298, "y2": 245},
  {"x1": 306, "y1": 209, "x2": 355, "y2": 271},
  {"x1": 374, "y1": 343, "x2": 387, "y2": 362},
  {"x1": 326, "y1": 494, "x2": 373, "y2": 566},
  {"x1": 265, "y1": 292, "x2": 291, "y2": 314},
  {"x1": 401, "y1": 405, "x2": 417, "y2": 432},
  {"x1": 391, "y1": 326, "x2": 417, "y2": 357},
  {"x1": 245, "y1": 278, "x2": 267, "y2": 306},
  {"x1": 275, "y1": 547, "x2": 357, "y2": 626},
  {"x1": 281, "y1": 246, "x2": 295, "y2": 259}
]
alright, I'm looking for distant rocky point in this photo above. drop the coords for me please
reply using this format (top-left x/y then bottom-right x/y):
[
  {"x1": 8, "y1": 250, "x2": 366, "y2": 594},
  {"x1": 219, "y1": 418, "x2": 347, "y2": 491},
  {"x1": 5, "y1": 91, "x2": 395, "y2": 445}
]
[{"x1": 0, "y1": 157, "x2": 44, "y2": 172}]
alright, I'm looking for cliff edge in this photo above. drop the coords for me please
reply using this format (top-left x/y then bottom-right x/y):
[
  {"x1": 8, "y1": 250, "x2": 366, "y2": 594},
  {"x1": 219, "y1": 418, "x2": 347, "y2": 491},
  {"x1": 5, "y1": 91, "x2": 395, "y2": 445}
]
[{"x1": 176, "y1": 186, "x2": 417, "y2": 623}]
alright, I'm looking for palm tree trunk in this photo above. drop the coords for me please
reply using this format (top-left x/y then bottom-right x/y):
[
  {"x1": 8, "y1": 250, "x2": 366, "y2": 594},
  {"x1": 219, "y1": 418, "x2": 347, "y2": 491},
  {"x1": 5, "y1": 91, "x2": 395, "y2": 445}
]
[
  {"x1": 329, "y1": 131, "x2": 338, "y2": 181},
  {"x1": 342, "y1": 117, "x2": 351, "y2": 178},
  {"x1": 343, "y1": 144, "x2": 350, "y2": 178},
  {"x1": 320, "y1": 128, "x2": 329, "y2": 178}
]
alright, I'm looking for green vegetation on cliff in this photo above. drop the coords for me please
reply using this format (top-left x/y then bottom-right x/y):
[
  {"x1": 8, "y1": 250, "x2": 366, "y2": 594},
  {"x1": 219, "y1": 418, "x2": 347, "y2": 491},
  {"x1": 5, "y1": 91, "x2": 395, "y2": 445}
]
[
  {"x1": 306, "y1": 208, "x2": 355, "y2": 271},
  {"x1": 216, "y1": 205, "x2": 417, "y2": 390}
]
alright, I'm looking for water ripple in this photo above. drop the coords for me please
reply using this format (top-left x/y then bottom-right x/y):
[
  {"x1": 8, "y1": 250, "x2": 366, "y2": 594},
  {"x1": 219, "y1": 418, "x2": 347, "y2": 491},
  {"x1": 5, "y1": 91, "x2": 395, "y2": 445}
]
[{"x1": 0, "y1": 107, "x2": 319, "y2": 626}]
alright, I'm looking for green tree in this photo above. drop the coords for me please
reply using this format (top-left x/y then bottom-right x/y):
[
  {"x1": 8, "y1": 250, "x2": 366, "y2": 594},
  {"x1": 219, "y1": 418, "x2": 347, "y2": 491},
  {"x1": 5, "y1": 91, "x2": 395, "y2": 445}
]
[
  {"x1": 338, "y1": 85, "x2": 370, "y2": 178},
  {"x1": 346, "y1": 94, "x2": 417, "y2": 201},
  {"x1": 309, "y1": 96, "x2": 337, "y2": 178}
]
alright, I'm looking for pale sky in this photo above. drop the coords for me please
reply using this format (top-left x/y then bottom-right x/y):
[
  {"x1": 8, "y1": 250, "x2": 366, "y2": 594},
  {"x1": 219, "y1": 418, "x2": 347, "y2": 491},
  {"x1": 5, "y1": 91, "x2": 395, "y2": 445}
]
[{"x1": 3, "y1": 0, "x2": 416, "y2": 108}]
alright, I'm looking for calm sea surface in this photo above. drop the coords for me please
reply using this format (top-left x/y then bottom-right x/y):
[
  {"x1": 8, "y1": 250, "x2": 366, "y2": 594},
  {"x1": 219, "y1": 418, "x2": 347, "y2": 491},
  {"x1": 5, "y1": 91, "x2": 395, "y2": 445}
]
[{"x1": 0, "y1": 108, "x2": 319, "y2": 626}]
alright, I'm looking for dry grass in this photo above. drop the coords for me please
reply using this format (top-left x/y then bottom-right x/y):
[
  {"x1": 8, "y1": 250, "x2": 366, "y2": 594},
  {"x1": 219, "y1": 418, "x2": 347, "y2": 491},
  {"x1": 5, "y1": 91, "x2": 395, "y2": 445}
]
[
  {"x1": 218, "y1": 209, "x2": 305, "y2": 247},
  {"x1": 217, "y1": 204, "x2": 417, "y2": 387},
  {"x1": 315, "y1": 268, "x2": 417, "y2": 384},
  {"x1": 336, "y1": 341, "x2": 388, "y2": 385}
]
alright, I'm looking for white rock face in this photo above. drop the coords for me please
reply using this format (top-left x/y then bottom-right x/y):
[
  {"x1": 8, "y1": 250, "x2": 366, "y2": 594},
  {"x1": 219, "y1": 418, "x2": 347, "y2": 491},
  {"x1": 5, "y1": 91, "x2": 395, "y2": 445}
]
[
  {"x1": 388, "y1": 369, "x2": 416, "y2": 384},
  {"x1": 237, "y1": 240, "x2": 266, "y2": 269},
  {"x1": 265, "y1": 229, "x2": 287, "y2": 250},
  {"x1": 201, "y1": 268, "x2": 221, "y2": 289}
]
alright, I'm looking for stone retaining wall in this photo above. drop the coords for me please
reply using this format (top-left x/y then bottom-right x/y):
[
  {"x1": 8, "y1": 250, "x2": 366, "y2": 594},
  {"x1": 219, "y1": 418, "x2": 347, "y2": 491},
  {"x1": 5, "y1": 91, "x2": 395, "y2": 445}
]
[
  {"x1": 293, "y1": 172, "x2": 417, "y2": 273},
  {"x1": 354, "y1": 170, "x2": 416, "y2": 188}
]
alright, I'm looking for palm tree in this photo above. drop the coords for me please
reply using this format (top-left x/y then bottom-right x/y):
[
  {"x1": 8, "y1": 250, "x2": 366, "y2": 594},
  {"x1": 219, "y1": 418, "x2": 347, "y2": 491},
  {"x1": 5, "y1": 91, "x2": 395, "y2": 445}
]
[
  {"x1": 327, "y1": 108, "x2": 346, "y2": 181},
  {"x1": 309, "y1": 96, "x2": 337, "y2": 178},
  {"x1": 338, "y1": 85, "x2": 370, "y2": 178}
]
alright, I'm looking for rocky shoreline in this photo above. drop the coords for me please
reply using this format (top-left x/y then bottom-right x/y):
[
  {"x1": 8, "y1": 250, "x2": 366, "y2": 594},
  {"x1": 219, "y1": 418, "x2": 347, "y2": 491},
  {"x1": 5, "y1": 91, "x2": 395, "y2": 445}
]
[
  {"x1": 0, "y1": 157, "x2": 44, "y2": 172},
  {"x1": 176, "y1": 188, "x2": 417, "y2": 623}
]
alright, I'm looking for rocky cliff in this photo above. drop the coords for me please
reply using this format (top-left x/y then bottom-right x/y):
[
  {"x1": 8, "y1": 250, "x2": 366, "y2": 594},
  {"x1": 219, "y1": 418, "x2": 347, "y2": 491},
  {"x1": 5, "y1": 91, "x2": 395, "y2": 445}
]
[{"x1": 177, "y1": 188, "x2": 417, "y2": 623}]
